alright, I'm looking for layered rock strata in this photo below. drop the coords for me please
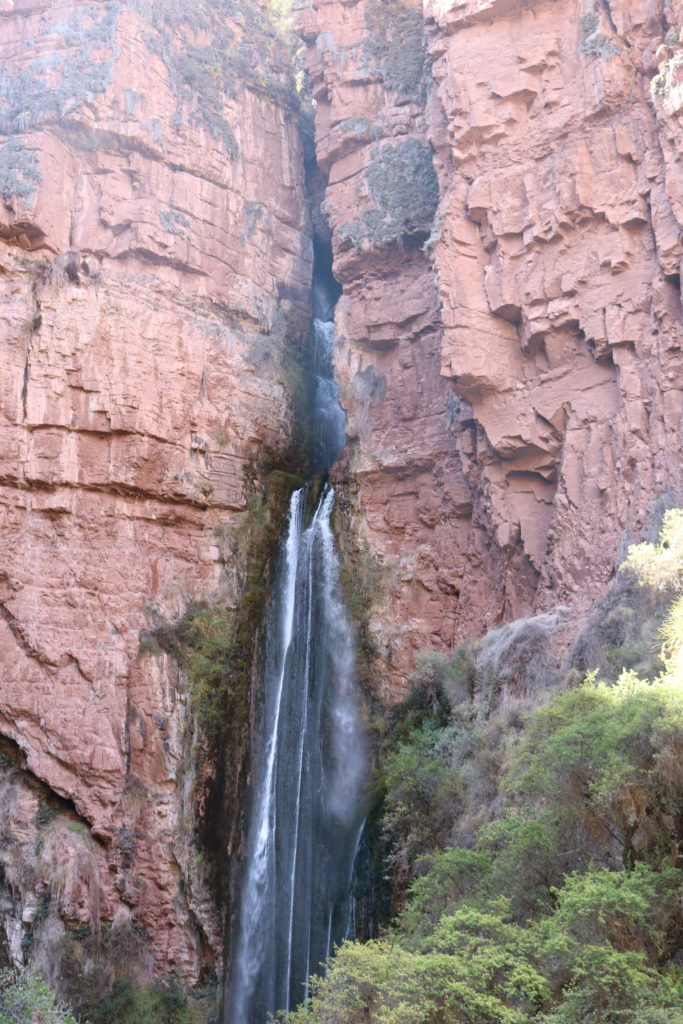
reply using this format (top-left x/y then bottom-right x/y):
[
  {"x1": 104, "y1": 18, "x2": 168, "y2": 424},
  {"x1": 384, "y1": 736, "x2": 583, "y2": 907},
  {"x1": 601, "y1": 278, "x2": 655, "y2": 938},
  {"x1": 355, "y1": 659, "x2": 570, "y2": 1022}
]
[
  {"x1": 0, "y1": 0, "x2": 310, "y2": 982},
  {"x1": 2, "y1": 0, "x2": 683, "y2": 988},
  {"x1": 299, "y1": 0, "x2": 683, "y2": 698},
  {"x1": 299, "y1": 0, "x2": 507, "y2": 699}
]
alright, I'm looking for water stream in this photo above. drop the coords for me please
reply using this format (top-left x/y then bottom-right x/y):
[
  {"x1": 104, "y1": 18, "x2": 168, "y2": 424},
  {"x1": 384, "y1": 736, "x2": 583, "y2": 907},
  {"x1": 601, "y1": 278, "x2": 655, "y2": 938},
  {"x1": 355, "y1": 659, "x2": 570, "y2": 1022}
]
[{"x1": 226, "y1": 287, "x2": 367, "y2": 1022}]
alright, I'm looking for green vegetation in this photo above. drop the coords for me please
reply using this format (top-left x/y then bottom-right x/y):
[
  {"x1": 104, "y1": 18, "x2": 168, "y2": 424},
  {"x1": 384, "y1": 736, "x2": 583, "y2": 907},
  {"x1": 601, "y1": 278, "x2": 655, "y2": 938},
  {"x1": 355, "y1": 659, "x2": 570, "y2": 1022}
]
[
  {"x1": 622, "y1": 509, "x2": 683, "y2": 593},
  {"x1": 0, "y1": 139, "x2": 42, "y2": 204},
  {"x1": 74, "y1": 977, "x2": 211, "y2": 1024},
  {"x1": 580, "y1": 10, "x2": 621, "y2": 59},
  {"x1": 363, "y1": 0, "x2": 427, "y2": 97},
  {"x1": 124, "y1": 0, "x2": 300, "y2": 153},
  {"x1": 0, "y1": 968, "x2": 78, "y2": 1024},
  {"x1": 0, "y1": 6, "x2": 118, "y2": 136},
  {"x1": 338, "y1": 117, "x2": 375, "y2": 140},
  {"x1": 338, "y1": 139, "x2": 439, "y2": 251},
  {"x1": 141, "y1": 467, "x2": 302, "y2": 908},
  {"x1": 46, "y1": 922, "x2": 215, "y2": 1024},
  {"x1": 338, "y1": 540, "x2": 385, "y2": 685},
  {"x1": 34, "y1": 804, "x2": 60, "y2": 830},
  {"x1": 159, "y1": 208, "x2": 190, "y2": 237},
  {"x1": 281, "y1": 511, "x2": 683, "y2": 1023},
  {"x1": 144, "y1": 470, "x2": 301, "y2": 741}
]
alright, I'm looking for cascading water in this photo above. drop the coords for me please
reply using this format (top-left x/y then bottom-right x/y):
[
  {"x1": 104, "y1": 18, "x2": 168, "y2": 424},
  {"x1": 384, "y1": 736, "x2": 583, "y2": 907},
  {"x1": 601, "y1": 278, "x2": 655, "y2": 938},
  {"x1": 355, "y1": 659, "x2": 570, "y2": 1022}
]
[
  {"x1": 226, "y1": 272, "x2": 367, "y2": 1024},
  {"x1": 311, "y1": 319, "x2": 346, "y2": 476}
]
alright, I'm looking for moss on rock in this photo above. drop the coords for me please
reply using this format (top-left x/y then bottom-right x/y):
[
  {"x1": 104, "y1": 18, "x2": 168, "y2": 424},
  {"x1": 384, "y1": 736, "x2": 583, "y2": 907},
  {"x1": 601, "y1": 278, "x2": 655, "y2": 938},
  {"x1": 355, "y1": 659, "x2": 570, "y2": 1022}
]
[
  {"x1": 338, "y1": 138, "x2": 439, "y2": 251},
  {"x1": 0, "y1": 139, "x2": 42, "y2": 203},
  {"x1": 363, "y1": 0, "x2": 426, "y2": 97}
]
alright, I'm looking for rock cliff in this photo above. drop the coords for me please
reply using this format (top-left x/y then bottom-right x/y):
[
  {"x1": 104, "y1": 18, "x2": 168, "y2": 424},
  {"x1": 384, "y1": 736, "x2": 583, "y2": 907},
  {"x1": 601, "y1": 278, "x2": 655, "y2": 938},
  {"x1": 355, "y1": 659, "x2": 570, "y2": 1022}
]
[
  {"x1": 0, "y1": 0, "x2": 310, "y2": 984},
  {"x1": 1, "y1": 0, "x2": 683, "y2": 996},
  {"x1": 299, "y1": 0, "x2": 683, "y2": 698}
]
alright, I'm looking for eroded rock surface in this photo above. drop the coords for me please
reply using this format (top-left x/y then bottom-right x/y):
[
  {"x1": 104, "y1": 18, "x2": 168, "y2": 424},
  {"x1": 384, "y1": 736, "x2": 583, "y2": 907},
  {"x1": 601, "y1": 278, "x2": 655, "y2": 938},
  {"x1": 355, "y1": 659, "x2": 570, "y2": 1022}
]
[
  {"x1": 2, "y1": 0, "x2": 683, "y2": 987},
  {"x1": 0, "y1": 0, "x2": 310, "y2": 981},
  {"x1": 300, "y1": 0, "x2": 683, "y2": 697}
]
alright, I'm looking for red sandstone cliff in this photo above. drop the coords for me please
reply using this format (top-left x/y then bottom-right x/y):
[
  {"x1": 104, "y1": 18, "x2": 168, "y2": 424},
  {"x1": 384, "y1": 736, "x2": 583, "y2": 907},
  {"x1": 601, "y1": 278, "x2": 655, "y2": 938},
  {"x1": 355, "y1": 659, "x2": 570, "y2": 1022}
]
[
  {"x1": 0, "y1": 0, "x2": 310, "y2": 983},
  {"x1": 1, "y1": 0, "x2": 683, "y2": 993},
  {"x1": 299, "y1": 0, "x2": 683, "y2": 697}
]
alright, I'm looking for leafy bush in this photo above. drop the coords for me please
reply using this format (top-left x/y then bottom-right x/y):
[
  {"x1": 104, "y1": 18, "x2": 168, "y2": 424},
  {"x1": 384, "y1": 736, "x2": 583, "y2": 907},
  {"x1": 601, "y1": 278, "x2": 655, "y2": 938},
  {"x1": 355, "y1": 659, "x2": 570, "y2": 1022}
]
[
  {"x1": 622, "y1": 509, "x2": 683, "y2": 592},
  {"x1": 571, "y1": 576, "x2": 666, "y2": 684},
  {"x1": 0, "y1": 968, "x2": 78, "y2": 1024},
  {"x1": 338, "y1": 139, "x2": 439, "y2": 250},
  {"x1": 506, "y1": 674, "x2": 683, "y2": 869},
  {"x1": 476, "y1": 810, "x2": 562, "y2": 920},
  {"x1": 87, "y1": 977, "x2": 202, "y2": 1024},
  {"x1": 279, "y1": 511, "x2": 683, "y2": 1024},
  {"x1": 142, "y1": 471, "x2": 301, "y2": 739},
  {"x1": 382, "y1": 725, "x2": 462, "y2": 867},
  {"x1": 363, "y1": 0, "x2": 426, "y2": 97},
  {"x1": 282, "y1": 936, "x2": 540, "y2": 1024},
  {"x1": 396, "y1": 849, "x2": 492, "y2": 948},
  {"x1": 0, "y1": 6, "x2": 118, "y2": 139},
  {"x1": 0, "y1": 139, "x2": 42, "y2": 203},
  {"x1": 544, "y1": 864, "x2": 679, "y2": 960}
]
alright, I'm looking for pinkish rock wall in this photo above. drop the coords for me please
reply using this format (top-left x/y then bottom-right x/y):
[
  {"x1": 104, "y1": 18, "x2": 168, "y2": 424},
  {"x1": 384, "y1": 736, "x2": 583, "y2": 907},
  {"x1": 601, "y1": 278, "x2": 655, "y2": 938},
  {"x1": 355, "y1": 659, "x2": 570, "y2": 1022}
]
[
  {"x1": 0, "y1": 0, "x2": 310, "y2": 983},
  {"x1": 2, "y1": 0, "x2": 683, "y2": 990},
  {"x1": 299, "y1": 0, "x2": 683, "y2": 698}
]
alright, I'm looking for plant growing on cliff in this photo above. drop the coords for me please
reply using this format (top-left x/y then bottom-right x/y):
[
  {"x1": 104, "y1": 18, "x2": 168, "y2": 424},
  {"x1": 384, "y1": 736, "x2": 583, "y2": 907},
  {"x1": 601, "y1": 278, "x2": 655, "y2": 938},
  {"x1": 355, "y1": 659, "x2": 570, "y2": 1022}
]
[
  {"x1": 621, "y1": 508, "x2": 683, "y2": 592},
  {"x1": 281, "y1": 674, "x2": 683, "y2": 1022},
  {"x1": 184, "y1": 607, "x2": 240, "y2": 731},
  {"x1": 0, "y1": 139, "x2": 42, "y2": 204},
  {"x1": 363, "y1": 0, "x2": 427, "y2": 97},
  {"x1": 140, "y1": 467, "x2": 302, "y2": 914},
  {"x1": 579, "y1": 10, "x2": 621, "y2": 60},
  {"x1": 0, "y1": 6, "x2": 118, "y2": 136},
  {"x1": 123, "y1": 0, "x2": 300, "y2": 156},
  {"x1": 338, "y1": 139, "x2": 439, "y2": 251}
]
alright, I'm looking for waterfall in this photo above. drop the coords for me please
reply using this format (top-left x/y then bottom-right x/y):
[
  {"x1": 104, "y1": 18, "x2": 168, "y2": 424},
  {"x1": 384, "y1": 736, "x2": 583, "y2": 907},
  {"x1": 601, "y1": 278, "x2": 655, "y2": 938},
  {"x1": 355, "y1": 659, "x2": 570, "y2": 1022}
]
[
  {"x1": 311, "y1": 319, "x2": 346, "y2": 476},
  {"x1": 226, "y1": 296, "x2": 367, "y2": 1022}
]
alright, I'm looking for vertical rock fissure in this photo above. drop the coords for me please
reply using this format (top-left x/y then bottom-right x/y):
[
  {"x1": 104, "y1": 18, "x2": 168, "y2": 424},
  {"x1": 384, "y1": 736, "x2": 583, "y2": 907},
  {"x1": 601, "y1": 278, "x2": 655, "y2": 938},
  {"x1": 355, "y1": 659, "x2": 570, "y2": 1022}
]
[{"x1": 224, "y1": 248, "x2": 368, "y2": 1023}]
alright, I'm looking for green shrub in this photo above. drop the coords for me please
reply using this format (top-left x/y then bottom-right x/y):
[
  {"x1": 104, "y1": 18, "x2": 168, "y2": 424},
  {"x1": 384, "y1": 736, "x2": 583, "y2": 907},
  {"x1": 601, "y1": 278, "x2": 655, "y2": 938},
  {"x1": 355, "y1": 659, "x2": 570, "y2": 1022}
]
[
  {"x1": 0, "y1": 7, "x2": 118, "y2": 138},
  {"x1": 396, "y1": 848, "x2": 492, "y2": 947},
  {"x1": 579, "y1": 9, "x2": 621, "y2": 60},
  {"x1": 282, "y1": 936, "x2": 537, "y2": 1024},
  {"x1": 571, "y1": 578, "x2": 666, "y2": 684},
  {"x1": 84, "y1": 978, "x2": 200, "y2": 1024},
  {"x1": 505, "y1": 673, "x2": 683, "y2": 868},
  {"x1": 541, "y1": 947, "x2": 659, "y2": 1024},
  {"x1": 477, "y1": 811, "x2": 563, "y2": 920},
  {"x1": 0, "y1": 968, "x2": 78, "y2": 1024},
  {"x1": 0, "y1": 139, "x2": 42, "y2": 203},
  {"x1": 621, "y1": 509, "x2": 683, "y2": 592},
  {"x1": 383, "y1": 725, "x2": 462, "y2": 868},
  {"x1": 338, "y1": 139, "x2": 439, "y2": 250},
  {"x1": 544, "y1": 864, "x2": 680, "y2": 960},
  {"x1": 363, "y1": 0, "x2": 426, "y2": 97},
  {"x1": 280, "y1": 512, "x2": 683, "y2": 1024}
]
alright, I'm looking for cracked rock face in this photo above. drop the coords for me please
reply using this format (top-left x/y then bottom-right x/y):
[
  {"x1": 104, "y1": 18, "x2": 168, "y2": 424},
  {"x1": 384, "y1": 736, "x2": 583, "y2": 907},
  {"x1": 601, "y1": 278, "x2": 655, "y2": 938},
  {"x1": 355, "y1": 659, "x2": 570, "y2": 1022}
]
[
  {"x1": 2, "y1": 0, "x2": 683, "y2": 988},
  {"x1": 0, "y1": 0, "x2": 310, "y2": 982},
  {"x1": 301, "y1": 0, "x2": 683, "y2": 697}
]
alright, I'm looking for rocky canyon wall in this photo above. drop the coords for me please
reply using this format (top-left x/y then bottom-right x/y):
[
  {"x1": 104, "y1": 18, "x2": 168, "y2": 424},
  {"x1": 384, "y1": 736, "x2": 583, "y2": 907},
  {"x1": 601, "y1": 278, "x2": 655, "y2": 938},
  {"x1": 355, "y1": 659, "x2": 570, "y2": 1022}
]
[
  {"x1": 0, "y1": 0, "x2": 310, "y2": 985},
  {"x1": 299, "y1": 0, "x2": 683, "y2": 698},
  {"x1": 1, "y1": 0, "x2": 683, "y2": 996}
]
